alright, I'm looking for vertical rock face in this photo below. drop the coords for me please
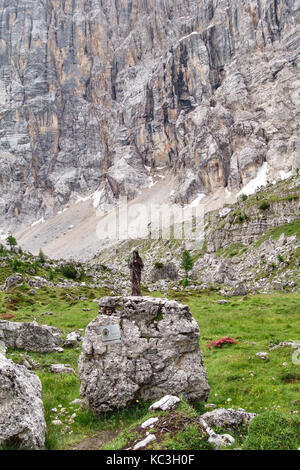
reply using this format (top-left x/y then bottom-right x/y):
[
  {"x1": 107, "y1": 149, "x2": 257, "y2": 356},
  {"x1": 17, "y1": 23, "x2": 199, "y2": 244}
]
[
  {"x1": 78, "y1": 296, "x2": 209, "y2": 414},
  {"x1": 0, "y1": 353, "x2": 46, "y2": 450},
  {"x1": 0, "y1": 1, "x2": 299, "y2": 229}
]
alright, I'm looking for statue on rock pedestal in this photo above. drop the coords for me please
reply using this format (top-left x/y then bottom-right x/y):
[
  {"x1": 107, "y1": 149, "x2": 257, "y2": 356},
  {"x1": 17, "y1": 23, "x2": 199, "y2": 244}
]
[{"x1": 129, "y1": 249, "x2": 144, "y2": 296}]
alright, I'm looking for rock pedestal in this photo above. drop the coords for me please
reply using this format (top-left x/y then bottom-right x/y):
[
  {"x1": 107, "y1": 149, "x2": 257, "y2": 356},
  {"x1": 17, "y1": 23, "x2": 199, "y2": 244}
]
[{"x1": 78, "y1": 296, "x2": 209, "y2": 414}]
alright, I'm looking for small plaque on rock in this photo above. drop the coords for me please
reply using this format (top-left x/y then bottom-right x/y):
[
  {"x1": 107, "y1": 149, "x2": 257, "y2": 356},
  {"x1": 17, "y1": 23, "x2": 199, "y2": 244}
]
[{"x1": 100, "y1": 324, "x2": 122, "y2": 345}]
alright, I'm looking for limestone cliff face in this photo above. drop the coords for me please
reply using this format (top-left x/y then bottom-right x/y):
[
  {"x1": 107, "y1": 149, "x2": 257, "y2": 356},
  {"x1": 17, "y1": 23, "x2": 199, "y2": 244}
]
[{"x1": 0, "y1": 0, "x2": 299, "y2": 230}]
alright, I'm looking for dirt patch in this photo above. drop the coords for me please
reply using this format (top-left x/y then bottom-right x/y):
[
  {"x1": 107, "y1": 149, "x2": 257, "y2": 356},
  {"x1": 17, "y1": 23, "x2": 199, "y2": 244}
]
[
  {"x1": 0, "y1": 313, "x2": 14, "y2": 319},
  {"x1": 70, "y1": 430, "x2": 119, "y2": 450},
  {"x1": 124, "y1": 412, "x2": 201, "y2": 450}
]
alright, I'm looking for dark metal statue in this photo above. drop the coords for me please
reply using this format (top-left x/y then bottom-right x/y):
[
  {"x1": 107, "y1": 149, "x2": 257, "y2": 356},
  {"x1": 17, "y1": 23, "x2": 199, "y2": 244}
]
[{"x1": 129, "y1": 249, "x2": 144, "y2": 296}]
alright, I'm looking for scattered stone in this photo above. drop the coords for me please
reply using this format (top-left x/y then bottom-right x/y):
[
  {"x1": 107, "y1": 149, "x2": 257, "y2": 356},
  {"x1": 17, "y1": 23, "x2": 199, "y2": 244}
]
[
  {"x1": 61, "y1": 426, "x2": 71, "y2": 434},
  {"x1": 40, "y1": 311, "x2": 54, "y2": 317},
  {"x1": 149, "y1": 395, "x2": 181, "y2": 412},
  {"x1": 64, "y1": 331, "x2": 82, "y2": 348},
  {"x1": 50, "y1": 364, "x2": 76, "y2": 375},
  {"x1": 0, "y1": 354, "x2": 46, "y2": 449},
  {"x1": 79, "y1": 297, "x2": 209, "y2": 414},
  {"x1": 141, "y1": 417, "x2": 159, "y2": 429},
  {"x1": 209, "y1": 432, "x2": 235, "y2": 449},
  {"x1": 4, "y1": 273, "x2": 24, "y2": 291},
  {"x1": 133, "y1": 434, "x2": 156, "y2": 450},
  {"x1": 201, "y1": 408, "x2": 256, "y2": 430},
  {"x1": 199, "y1": 418, "x2": 235, "y2": 450},
  {"x1": 19, "y1": 354, "x2": 42, "y2": 370},
  {"x1": 277, "y1": 233, "x2": 287, "y2": 247},
  {"x1": 273, "y1": 281, "x2": 284, "y2": 291},
  {"x1": 255, "y1": 352, "x2": 268, "y2": 360},
  {"x1": 269, "y1": 341, "x2": 300, "y2": 351},
  {"x1": 232, "y1": 285, "x2": 248, "y2": 296},
  {"x1": 51, "y1": 420, "x2": 63, "y2": 426},
  {"x1": 205, "y1": 404, "x2": 217, "y2": 409},
  {"x1": 218, "y1": 300, "x2": 227, "y2": 304},
  {"x1": 70, "y1": 398, "x2": 83, "y2": 406}
]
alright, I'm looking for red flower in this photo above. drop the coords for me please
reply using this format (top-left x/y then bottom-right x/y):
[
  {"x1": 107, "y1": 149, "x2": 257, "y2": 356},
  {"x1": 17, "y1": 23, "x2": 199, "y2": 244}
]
[{"x1": 206, "y1": 337, "x2": 237, "y2": 349}]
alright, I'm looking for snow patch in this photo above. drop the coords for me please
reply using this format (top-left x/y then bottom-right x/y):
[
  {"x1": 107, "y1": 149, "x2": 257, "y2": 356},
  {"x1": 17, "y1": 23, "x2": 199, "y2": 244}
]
[
  {"x1": 189, "y1": 193, "x2": 206, "y2": 207},
  {"x1": 237, "y1": 162, "x2": 269, "y2": 197},
  {"x1": 148, "y1": 176, "x2": 157, "y2": 189},
  {"x1": 31, "y1": 218, "x2": 45, "y2": 227},
  {"x1": 93, "y1": 189, "x2": 104, "y2": 209},
  {"x1": 279, "y1": 170, "x2": 293, "y2": 180}
]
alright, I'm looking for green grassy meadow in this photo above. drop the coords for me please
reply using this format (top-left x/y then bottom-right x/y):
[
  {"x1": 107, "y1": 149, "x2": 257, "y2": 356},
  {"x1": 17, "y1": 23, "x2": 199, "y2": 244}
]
[{"x1": 1, "y1": 284, "x2": 300, "y2": 450}]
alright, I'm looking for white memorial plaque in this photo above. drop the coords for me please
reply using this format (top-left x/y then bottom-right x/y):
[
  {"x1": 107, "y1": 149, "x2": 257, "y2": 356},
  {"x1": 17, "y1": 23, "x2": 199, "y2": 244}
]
[{"x1": 100, "y1": 324, "x2": 122, "y2": 345}]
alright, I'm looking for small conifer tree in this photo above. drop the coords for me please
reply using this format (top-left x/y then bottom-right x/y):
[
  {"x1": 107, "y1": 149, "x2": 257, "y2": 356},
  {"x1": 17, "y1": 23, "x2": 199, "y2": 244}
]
[
  {"x1": 6, "y1": 234, "x2": 17, "y2": 251},
  {"x1": 39, "y1": 249, "x2": 46, "y2": 264},
  {"x1": 181, "y1": 250, "x2": 194, "y2": 280}
]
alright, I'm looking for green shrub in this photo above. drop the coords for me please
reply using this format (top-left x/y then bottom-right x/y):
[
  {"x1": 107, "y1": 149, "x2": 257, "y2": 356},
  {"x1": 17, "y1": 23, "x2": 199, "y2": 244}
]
[
  {"x1": 241, "y1": 193, "x2": 248, "y2": 201},
  {"x1": 12, "y1": 257, "x2": 22, "y2": 271},
  {"x1": 182, "y1": 277, "x2": 190, "y2": 287},
  {"x1": 154, "y1": 261, "x2": 164, "y2": 270},
  {"x1": 244, "y1": 411, "x2": 300, "y2": 450},
  {"x1": 61, "y1": 264, "x2": 78, "y2": 280},
  {"x1": 277, "y1": 254, "x2": 284, "y2": 263},
  {"x1": 237, "y1": 213, "x2": 249, "y2": 224},
  {"x1": 259, "y1": 201, "x2": 270, "y2": 210}
]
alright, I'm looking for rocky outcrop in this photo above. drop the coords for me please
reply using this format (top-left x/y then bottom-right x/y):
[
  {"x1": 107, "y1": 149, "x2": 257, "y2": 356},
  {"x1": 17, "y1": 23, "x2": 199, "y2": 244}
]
[
  {"x1": 78, "y1": 296, "x2": 209, "y2": 414},
  {"x1": 4, "y1": 273, "x2": 48, "y2": 292},
  {"x1": 206, "y1": 188, "x2": 300, "y2": 253},
  {"x1": 0, "y1": 320, "x2": 62, "y2": 352},
  {"x1": 0, "y1": 1, "x2": 299, "y2": 231},
  {"x1": 192, "y1": 231, "x2": 299, "y2": 292},
  {"x1": 4, "y1": 273, "x2": 24, "y2": 292},
  {"x1": 149, "y1": 262, "x2": 178, "y2": 283},
  {"x1": 0, "y1": 353, "x2": 46, "y2": 449}
]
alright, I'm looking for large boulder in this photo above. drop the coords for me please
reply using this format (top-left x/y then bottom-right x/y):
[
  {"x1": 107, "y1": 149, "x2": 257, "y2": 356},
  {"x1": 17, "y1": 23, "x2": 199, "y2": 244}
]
[
  {"x1": 4, "y1": 273, "x2": 24, "y2": 292},
  {"x1": 0, "y1": 353, "x2": 46, "y2": 449},
  {"x1": 0, "y1": 320, "x2": 62, "y2": 352},
  {"x1": 78, "y1": 296, "x2": 209, "y2": 414}
]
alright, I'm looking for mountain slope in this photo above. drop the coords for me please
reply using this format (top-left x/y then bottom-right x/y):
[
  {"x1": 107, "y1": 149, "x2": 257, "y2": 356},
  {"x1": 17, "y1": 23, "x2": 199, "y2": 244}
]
[{"x1": 0, "y1": 0, "x2": 299, "y2": 233}]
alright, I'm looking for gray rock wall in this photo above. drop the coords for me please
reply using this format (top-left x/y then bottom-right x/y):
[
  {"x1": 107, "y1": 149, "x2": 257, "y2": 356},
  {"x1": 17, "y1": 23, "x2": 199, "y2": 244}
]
[
  {"x1": 0, "y1": 1, "x2": 299, "y2": 229},
  {"x1": 78, "y1": 296, "x2": 209, "y2": 414}
]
